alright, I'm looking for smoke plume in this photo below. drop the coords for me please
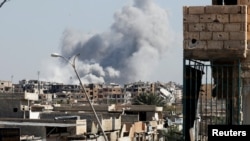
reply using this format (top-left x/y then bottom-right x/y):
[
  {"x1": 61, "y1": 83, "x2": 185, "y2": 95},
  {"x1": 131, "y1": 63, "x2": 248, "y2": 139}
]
[{"x1": 46, "y1": 0, "x2": 174, "y2": 85}]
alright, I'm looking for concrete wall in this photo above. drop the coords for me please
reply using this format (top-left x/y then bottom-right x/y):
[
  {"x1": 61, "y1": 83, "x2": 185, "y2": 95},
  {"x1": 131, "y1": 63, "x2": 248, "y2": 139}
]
[
  {"x1": 183, "y1": 5, "x2": 248, "y2": 60},
  {"x1": 183, "y1": 1, "x2": 250, "y2": 125},
  {"x1": 0, "y1": 97, "x2": 27, "y2": 118},
  {"x1": 238, "y1": 0, "x2": 250, "y2": 5},
  {"x1": 0, "y1": 125, "x2": 46, "y2": 140},
  {"x1": 121, "y1": 115, "x2": 139, "y2": 124}
]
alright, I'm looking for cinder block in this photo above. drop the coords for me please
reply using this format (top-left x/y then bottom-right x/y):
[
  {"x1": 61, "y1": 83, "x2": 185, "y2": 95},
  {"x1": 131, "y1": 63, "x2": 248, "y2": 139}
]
[
  {"x1": 224, "y1": 23, "x2": 243, "y2": 31},
  {"x1": 207, "y1": 23, "x2": 224, "y2": 31},
  {"x1": 228, "y1": 5, "x2": 247, "y2": 14},
  {"x1": 199, "y1": 14, "x2": 217, "y2": 23},
  {"x1": 240, "y1": 5, "x2": 248, "y2": 14},
  {"x1": 247, "y1": 31, "x2": 250, "y2": 40},
  {"x1": 184, "y1": 32, "x2": 200, "y2": 40},
  {"x1": 224, "y1": 40, "x2": 246, "y2": 49},
  {"x1": 238, "y1": 0, "x2": 250, "y2": 5},
  {"x1": 230, "y1": 14, "x2": 247, "y2": 23},
  {"x1": 205, "y1": 6, "x2": 226, "y2": 14},
  {"x1": 188, "y1": 6, "x2": 205, "y2": 14},
  {"x1": 200, "y1": 32, "x2": 213, "y2": 40},
  {"x1": 224, "y1": 5, "x2": 244, "y2": 14},
  {"x1": 183, "y1": 23, "x2": 188, "y2": 32},
  {"x1": 207, "y1": 41, "x2": 224, "y2": 49},
  {"x1": 183, "y1": 3, "x2": 248, "y2": 59},
  {"x1": 206, "y1": 5, "x2": 245, "y2": 14},
  {"x1": 183, "y1": 14, "x2": 200, "y2": 23},
  {"x1": 248, "y1": 14, "x2": 250, "y2": 23},
  {"x1": 212, "y1": 32, "x2": 229, "y2": 40},
  {"x1": 188, "y1": 23, "x2": 206, "y2": 32},
  {"x1": 183, "y1": 6, "x2": 188, "y2": 15},
  {"x1": 184, "y1": 40, "x2": 207, "y2": 49},
  {"x1": 216, "y1": 14, "x2": 230, "y2": 23},
  {"x1": 230, "y1": 31, "x2": 247, "y2": 40}
]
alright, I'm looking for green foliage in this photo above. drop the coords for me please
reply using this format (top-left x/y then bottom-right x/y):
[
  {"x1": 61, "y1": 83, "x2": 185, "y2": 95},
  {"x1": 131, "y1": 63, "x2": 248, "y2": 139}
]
[{"x1": 132, "y1": 93, "x2": 167, "y2": 106}]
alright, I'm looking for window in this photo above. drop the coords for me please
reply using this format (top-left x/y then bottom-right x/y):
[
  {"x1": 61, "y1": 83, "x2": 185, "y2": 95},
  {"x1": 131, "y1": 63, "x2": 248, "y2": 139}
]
[
  {"x1": 212, "y1": 0, "x2": 237, "y2": 5},
  {"x1": 13, "y1": 108, "x2": 18, "y2": 112}
]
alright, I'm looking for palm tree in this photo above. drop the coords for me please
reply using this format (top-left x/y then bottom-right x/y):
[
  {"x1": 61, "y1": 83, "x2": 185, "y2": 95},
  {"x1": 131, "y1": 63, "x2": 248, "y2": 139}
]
[{"x1": 132, "y1": 93, "x2": 167, "y2": 106}]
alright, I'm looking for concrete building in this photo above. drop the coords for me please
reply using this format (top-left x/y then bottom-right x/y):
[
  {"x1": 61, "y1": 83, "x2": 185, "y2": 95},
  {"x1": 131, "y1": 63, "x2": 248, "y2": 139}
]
[
  {"x1": 0, "y1": 100, "x2": 167, "y2": 141},
  {"x1": 102, "y1": 83, "x2": 124, "y2": 104},
  {"x1": 0, "y1": 79, "x2": 181, "y2": 140},
  {"x1": 183, "y1": 0, "x2": 250, "y2": 140},
  {"x1": 0, "y1": 80, "x2": 13, "y2": 93}
]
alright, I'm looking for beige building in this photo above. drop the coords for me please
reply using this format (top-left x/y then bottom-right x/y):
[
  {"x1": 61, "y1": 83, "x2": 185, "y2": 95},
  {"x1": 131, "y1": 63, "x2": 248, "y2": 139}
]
[
  {"x1": 75, "y1": 83, "x2": 124, "y2": 105},
  {"x1": 0, "y1": 80, "x2": 13, "y2": 93}
]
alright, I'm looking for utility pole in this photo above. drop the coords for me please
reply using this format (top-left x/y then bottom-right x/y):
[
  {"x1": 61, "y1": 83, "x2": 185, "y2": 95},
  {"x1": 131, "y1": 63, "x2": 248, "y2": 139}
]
[
  {"x1": 0, "y1": 0, "x2": 8, "y2": 8},
  {"x1": 51, "y1": 53, "x2": 108, "y2": 141},
  {"x1": 37, "y1": 71, "x2": 40, "y2": 95}
]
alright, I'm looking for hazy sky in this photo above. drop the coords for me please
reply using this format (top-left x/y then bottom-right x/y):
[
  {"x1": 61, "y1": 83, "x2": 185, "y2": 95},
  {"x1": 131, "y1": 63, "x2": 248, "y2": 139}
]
[{"x1": 0, "y1": 0, "x2": 210, "y2": 85}]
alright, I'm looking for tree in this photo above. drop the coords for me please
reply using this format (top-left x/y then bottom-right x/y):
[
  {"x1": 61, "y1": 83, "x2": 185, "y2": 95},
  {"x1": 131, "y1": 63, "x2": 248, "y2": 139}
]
[
  {"x1": 132, "y1": 93, "x2": 167, "y2": 106},
  {"x1": 0, "y1": 0, "x2": 9, "y2": 8}
]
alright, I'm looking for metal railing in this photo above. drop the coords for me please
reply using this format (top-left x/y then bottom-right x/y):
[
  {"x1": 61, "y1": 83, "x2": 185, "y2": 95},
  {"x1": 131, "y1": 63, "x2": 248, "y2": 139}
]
[{"x1": 183, "y1": 59, "x2": 242, "y2": 141}]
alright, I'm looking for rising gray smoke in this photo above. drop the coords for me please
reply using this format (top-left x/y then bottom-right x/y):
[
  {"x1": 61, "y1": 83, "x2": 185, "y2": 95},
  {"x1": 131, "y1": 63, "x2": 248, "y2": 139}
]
[{"x1": 46, "y1": 0, "x2": 174, "y2": 85}]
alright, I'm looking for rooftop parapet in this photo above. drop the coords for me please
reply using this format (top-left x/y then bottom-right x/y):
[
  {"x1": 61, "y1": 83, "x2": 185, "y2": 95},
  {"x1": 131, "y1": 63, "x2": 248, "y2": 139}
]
[{"x1": 238, "y1": 0, "x2": 250, "y2": 5}]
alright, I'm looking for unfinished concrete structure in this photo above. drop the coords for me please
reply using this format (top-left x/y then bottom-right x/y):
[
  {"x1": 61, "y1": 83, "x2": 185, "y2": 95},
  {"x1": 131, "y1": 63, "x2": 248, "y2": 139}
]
[
  {"x1": 183, "y1": 0, "x2": 250, "y2": 141},
  {"x1": 0, "y1": 93, "x2": 166, "y2": 141},
  {"x1": 0, "y1": 80, "x2": 13, "y2": 93}
]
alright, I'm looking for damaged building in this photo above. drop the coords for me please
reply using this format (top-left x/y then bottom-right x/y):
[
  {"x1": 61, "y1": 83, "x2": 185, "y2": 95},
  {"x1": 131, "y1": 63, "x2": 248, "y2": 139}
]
[{"x1": 183, "y1": 0, "x2": 250, "y2": 141}]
